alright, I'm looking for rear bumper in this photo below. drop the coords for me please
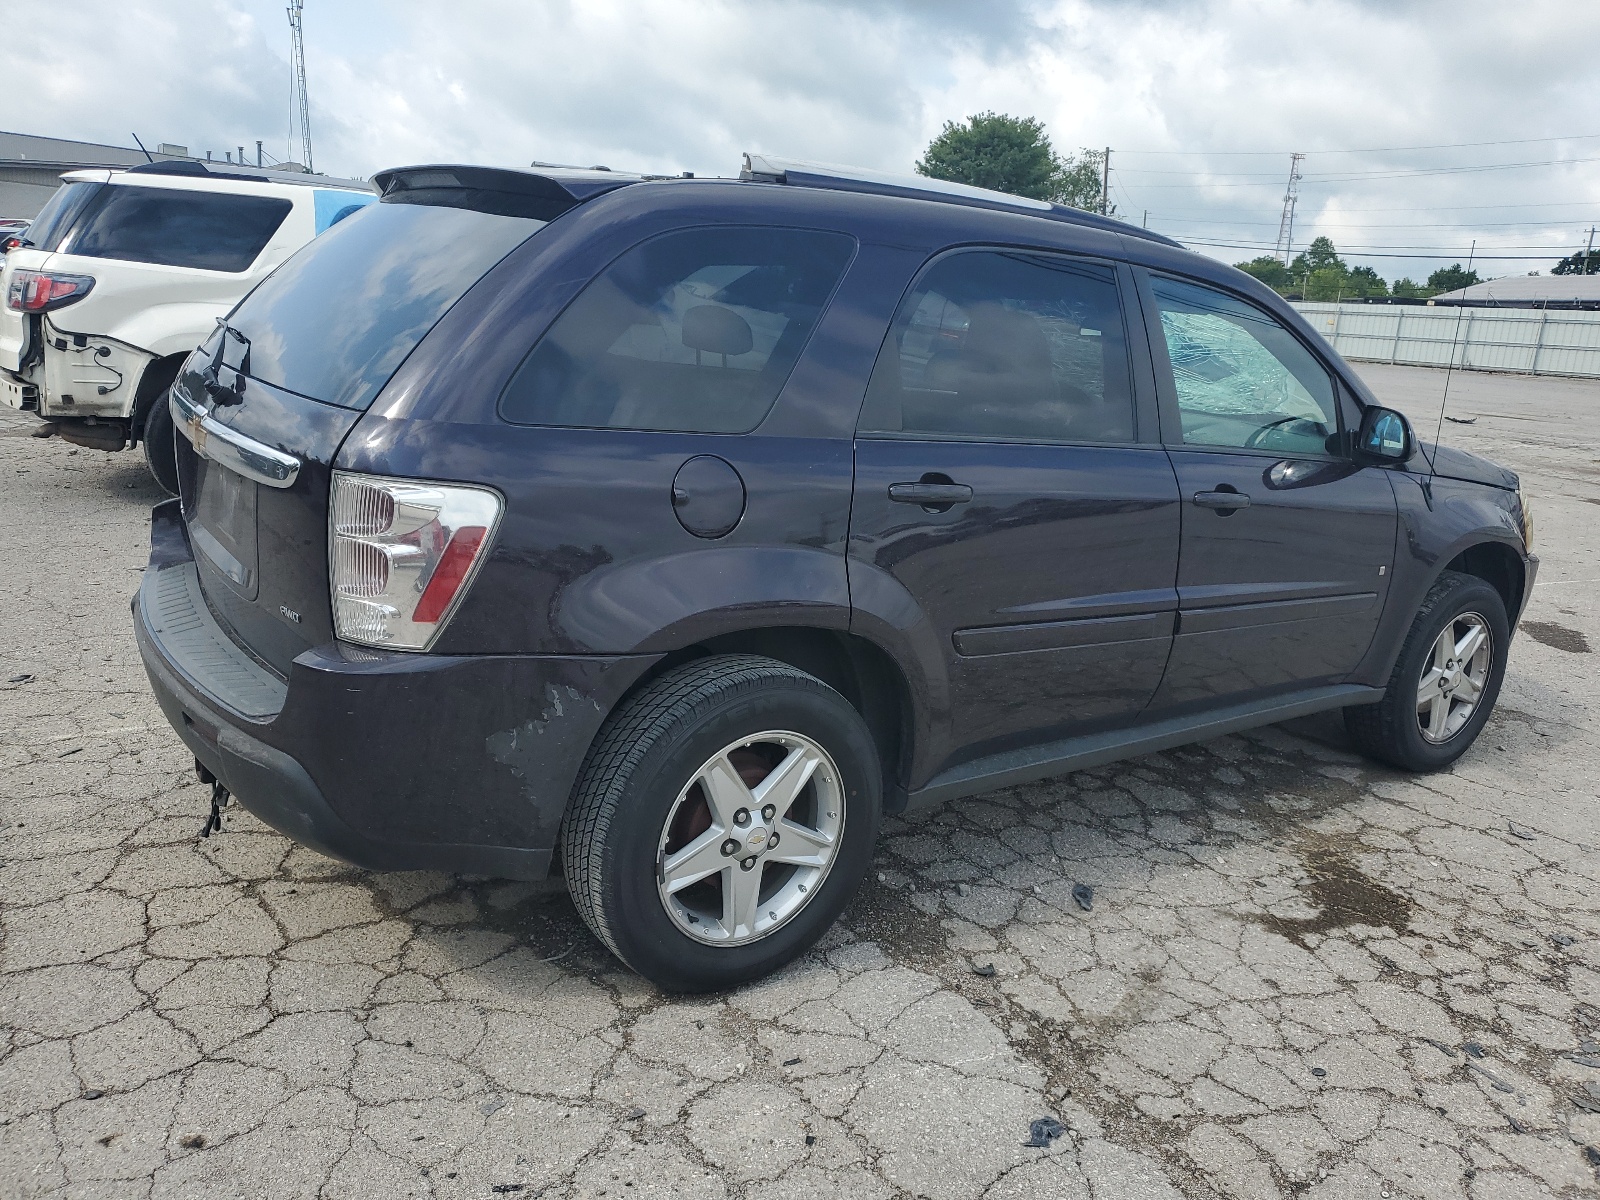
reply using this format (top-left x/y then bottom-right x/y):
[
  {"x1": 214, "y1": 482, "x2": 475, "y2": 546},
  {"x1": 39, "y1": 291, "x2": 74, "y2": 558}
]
[{"x1": 134, "y1": 499, "x2": 658, "y2": 879}]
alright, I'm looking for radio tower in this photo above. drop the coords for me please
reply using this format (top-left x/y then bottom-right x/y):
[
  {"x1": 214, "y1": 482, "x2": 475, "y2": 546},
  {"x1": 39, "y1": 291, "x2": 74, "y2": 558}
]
[
  {"x1": 1274, "y1": 152, "x2": 1305, "y2": 265},
  {"x1": 288, "y1": 0, "x2": 313, "y2": 172}
]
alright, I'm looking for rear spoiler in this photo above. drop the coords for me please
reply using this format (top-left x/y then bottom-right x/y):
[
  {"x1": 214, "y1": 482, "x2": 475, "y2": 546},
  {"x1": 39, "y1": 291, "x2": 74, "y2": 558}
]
[
  {"x1": 370, "y1": 164, "x2": 641, "y2": 221},
  {"x1": 124, "y1": 159, "x2": 374, "y2": 192}
]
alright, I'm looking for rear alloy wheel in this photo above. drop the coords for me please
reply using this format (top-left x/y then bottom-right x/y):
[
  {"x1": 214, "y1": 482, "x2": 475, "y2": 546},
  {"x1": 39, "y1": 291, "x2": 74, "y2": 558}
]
[
  {"x1": 562, "y1": 655, "x2": 881, "y2": 992},
  {"x1": 1344, "y1": 570, "x2": 1509, "y2": 771},
  {"x1": 657, "y1": 730, "x2": 845, "y2": 946}
]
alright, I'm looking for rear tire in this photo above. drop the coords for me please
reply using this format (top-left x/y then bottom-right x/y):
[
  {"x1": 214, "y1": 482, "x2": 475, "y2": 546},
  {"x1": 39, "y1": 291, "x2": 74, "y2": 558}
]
[
  {"x1": 141, "y1": 387, "x2": 178, "y2": 495},
  {"x1": 1344, "y1": 570, "x2": 1508, "y2": 771},
  {"x1": 562, "y1": 655, "x2": 882, "y2": 992}
]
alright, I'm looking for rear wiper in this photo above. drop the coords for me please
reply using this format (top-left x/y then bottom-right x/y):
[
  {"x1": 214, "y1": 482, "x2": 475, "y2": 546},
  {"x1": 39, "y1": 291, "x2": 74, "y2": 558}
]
[{"x1": 203, "y1": 318, "x2": 251, "y2": 406}]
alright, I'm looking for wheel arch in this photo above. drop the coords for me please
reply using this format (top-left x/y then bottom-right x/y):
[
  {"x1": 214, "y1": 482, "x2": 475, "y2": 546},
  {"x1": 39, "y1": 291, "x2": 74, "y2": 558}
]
[
  {"x1": 131, "y1": 351, "x2": 189, "y2": 440},
  {"x1": 1441, "y1": 539, "x2": 1527, "y2": 625},
  {"x1": 602, "y1": 626, "x2": 918, "y2": 813}
]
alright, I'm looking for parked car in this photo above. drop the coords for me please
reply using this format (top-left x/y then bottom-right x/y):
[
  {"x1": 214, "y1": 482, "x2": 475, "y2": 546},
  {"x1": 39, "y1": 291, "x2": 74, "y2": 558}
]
[
  {"x1": 0, "y1": 160, "x2": 374, "y2": 489},
  {"x1": 133, "y1": 157, "x2": 1536, "y2": 991},
  {"x1": 0, "y1": 220, "x2": 28, "y2": 258}
]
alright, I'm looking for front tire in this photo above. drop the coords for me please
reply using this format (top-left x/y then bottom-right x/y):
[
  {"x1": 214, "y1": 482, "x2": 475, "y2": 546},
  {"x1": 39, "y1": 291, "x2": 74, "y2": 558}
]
[
  {"x1": 562, "y1": 655, "x2": 882, "y2": 992},
  {"x1": 1344, "y1": 570, "x2": 1509, "y2": 771}
]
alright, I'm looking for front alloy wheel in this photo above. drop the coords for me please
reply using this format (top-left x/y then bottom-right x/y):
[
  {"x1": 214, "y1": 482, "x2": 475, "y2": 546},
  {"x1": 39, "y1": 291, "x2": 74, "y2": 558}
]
[
  {"x1": 658, "y1": 732, "x2": 844, "y2": 945},
  {"x1": 1416, "y1": 612, "x2": 1492, "y2": 744},
  {"x1": 1344, "y1": 570, "x2": 1510, "y2": 771}
]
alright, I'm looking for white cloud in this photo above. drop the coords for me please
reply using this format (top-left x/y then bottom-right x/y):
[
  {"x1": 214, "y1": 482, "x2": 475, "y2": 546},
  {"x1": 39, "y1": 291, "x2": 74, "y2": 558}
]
[{"x1": 6, "y1": 0, "x2": 1599, "y2": 278}]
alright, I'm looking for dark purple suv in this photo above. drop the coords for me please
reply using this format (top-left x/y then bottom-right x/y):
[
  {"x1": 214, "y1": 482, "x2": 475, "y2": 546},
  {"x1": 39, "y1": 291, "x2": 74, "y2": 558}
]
[{"x1": 134, "y1": 158, "x2": 1536, "y2": 990}]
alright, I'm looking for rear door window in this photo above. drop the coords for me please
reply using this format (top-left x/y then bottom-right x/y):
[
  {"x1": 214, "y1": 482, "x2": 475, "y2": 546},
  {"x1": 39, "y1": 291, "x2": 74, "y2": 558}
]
[
  {"x1": 858, "y1": 250, "x2": 1136, "y2": 443},
  {"x1": 499, "y1": 227, "x2": 857, "y2": 433},
  {"x1": 64, "y1": 185, "x2": 292, "y2": 272}
]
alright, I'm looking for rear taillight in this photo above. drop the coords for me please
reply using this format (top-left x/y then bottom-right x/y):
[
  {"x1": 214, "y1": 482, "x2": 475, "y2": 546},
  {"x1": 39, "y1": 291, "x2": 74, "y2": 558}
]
[
  {"x1": 330, "y1": 472, "x2": 502, "y2": 651},
  {"x1": 5, "y1": 269, "x2": 95, "y2": 313}
]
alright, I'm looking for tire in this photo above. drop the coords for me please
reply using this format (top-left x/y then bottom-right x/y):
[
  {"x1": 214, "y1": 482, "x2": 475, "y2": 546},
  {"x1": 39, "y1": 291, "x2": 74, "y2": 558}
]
[
  {"x1": 141, "y1": 383, "x2": 178, "y2": 495},
  {"x1": 562, "y1": 654, "x2": 882, "y2": 992},
  {"x1": 1344, "y1": 570, "x2": 1509, "y2": 771}
]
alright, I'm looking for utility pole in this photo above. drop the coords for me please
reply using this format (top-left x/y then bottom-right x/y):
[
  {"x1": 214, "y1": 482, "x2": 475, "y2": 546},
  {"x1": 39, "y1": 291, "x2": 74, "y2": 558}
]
[
  {"x1": 1274, "y1": 152, "x2": 1305, "y2": 266},
  {"x1": 1100, "y1": 147, "x2": 1111, "y2": 216},
  {"x1": 1586, "y1": 226, "x2": 1596, "y2": 274},
  {"x1": 288, "y1": 0, "x2": 313, "y2": 172}
]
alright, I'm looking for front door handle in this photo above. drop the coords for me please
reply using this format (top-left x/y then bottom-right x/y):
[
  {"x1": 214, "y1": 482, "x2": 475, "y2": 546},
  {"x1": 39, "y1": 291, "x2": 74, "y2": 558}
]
[
  {"x1": 1193, "y1": 489, "x2": 1251, "y2": 512},
  {"x1": 889, "y1": 482, "x2": 973, "y2": 508}
]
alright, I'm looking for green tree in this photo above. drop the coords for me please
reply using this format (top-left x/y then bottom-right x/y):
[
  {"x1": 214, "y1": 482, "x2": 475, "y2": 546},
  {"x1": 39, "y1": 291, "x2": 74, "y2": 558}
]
[
  {"x1": 1288, "y1": 236, "x2": 1346, "y2": 278},
  {"x1": 1426, "y1": 263, "x2": 1480, "y2": 293},
  {"x1": 916, "y1": 113, "x2": 1110, "y2": 211},
  {"x1": 1304, "y1": 266, "x2": 1349, "y2": 301},
  {"x1": 1392, "y1": 277, "x2": 1429, "y2": 298},
  {"x1": 1234, "y1": 256, "x2": 1293, "y2": 291},
  {"x1": 1553, "y1": 249, "x2": 1600, "y2": 275},
  {"x1": 1345, "y1": 265, "x2": 1389, "y2": 298}
]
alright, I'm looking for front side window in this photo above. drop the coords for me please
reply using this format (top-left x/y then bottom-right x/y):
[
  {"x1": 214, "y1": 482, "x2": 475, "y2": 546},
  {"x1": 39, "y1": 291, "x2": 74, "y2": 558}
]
[
  {"x1": 499, "y1": 227, "x2": 856, "y2": 434},
  {"x1": 859, "y1": 250, "x2": 1135, "y2": 443},
  {"x1": 64, "y1": 185, "x2": 292, "y2": 272},
  {"x1": 1152, "y1": 276, "x2": 1338, "y2": 455}
]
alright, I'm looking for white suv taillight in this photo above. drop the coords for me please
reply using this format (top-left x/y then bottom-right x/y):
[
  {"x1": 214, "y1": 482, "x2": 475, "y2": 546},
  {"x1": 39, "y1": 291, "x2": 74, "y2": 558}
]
[
  {"x1": 330, "y1": 472, "x2": 502, "y2": 651},
  {"x1": 6, "y1": 269, "x2": 95, "y2": 313}
]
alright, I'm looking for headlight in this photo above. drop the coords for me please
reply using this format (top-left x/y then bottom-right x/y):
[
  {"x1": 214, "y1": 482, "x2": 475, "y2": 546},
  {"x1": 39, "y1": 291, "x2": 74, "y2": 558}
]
[{"x1": 1516, "y1": 483, "x2": 1534, "y2": 552}]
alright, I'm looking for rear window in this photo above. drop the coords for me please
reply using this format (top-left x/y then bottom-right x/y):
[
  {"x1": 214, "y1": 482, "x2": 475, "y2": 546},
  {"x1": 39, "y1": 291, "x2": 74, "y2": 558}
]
[
  {"x1": 64, "y1": 185, "x2": 292, "y2": 272},
  {"x1": 229, "y1": 201, "x2": 542, "y2": 410},
  {"x1": 499, "y1": 227, "x2": 856, "y2": 433},
  {"x1": 22, "y1": 181, "x2": 106, "y2": 252}
]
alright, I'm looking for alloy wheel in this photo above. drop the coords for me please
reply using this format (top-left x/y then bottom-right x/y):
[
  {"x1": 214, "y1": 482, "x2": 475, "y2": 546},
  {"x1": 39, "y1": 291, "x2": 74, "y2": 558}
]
[
  {"x1": 1417, "y1": 612, "x2": 1493, "y2": 744},
  {"x1": 656, "y1": 731, "x2": 844, "y2": 946}
]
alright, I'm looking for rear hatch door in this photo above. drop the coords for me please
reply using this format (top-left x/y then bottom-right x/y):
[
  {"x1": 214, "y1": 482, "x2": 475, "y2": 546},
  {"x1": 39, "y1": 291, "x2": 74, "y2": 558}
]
[
  {"x1": 0, "y1": 175, "x2": 109, "y2": 371},
  {"x1": 175, "y1": 172, "x2": 580, "y2": 674}
]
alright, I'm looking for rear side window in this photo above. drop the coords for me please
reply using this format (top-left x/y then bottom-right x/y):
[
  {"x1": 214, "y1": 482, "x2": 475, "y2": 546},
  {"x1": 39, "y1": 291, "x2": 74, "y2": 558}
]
[
  {"x1": 65, "y1": 185, "x2": 292, "y2": 272},
  {"x1": 499, "y1": 227, "x2": 856, "y2": 433},
  {"x1": 22, "y1": 181, "x2": 106, "y2": 252},
  {"x1": 229, "y1": 201, "x2": 542, "y2": 410},
  {"x1": 859, "y1": 250, "x2": 1136, "y2": 443}
]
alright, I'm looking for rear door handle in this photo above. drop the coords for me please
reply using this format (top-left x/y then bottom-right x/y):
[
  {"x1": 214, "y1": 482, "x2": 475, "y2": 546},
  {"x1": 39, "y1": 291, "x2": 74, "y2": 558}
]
[
  {"x1": 1193, "y1": 490, "x2": 1251, "y2": 511},
  {"x1": 888, "y1": 482, "x2": 973, "y2": 507}
]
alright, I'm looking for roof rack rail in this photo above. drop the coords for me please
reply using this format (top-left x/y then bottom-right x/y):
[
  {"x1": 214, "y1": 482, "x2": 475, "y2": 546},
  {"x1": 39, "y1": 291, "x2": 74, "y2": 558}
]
[{"x1": 740, "y1": 153, "x2": 1181, "y2": 248}]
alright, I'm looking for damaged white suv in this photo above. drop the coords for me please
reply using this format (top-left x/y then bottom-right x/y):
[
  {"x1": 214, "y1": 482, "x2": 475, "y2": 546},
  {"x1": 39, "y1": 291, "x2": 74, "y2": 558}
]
[{"x1": 0, "y1": 160, "x2": 373, "y2": 490}]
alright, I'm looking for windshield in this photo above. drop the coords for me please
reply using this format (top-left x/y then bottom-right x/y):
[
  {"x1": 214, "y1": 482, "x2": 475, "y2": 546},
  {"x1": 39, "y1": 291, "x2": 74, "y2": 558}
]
[
  {"x1": 228, "y1": 201, "x2": 543, "y2": 410},
  {"x1": 22, "y1": 181, "x2": 106, "y2": 252}
]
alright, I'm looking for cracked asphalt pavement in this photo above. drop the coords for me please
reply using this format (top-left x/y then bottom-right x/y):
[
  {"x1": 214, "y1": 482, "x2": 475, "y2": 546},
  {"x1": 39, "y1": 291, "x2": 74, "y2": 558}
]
[{"x1": 3, "y1": 362, "x2": 1600, "y2": 1199}]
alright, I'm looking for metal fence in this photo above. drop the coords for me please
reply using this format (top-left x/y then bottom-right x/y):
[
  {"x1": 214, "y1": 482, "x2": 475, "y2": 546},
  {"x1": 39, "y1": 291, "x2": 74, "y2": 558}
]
[{"x1": 1293, "y1": 302, "x2": 1600, "y2": 379}]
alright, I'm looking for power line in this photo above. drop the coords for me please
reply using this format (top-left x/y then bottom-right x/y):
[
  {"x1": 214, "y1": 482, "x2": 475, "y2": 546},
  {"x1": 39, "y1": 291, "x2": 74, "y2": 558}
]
[
  {"x1": 1116, "y1": 155, "x2": 1600, "y2": 181},
  {"x1": 1117, "y1": 132, "x2": 1600, "y2": 156},
  {"x1": 1150, "y1": 216, "x2": 1599, "y2": 230},
  {"x1": 1182, "y1": 238, "x2": 1568, "y2": 261}
]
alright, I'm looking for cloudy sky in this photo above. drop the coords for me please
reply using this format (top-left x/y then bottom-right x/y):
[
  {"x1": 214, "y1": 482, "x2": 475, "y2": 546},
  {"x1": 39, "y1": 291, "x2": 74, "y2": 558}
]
[{"x1": 9, "y1": 0, "x2": 1599, "y2": 283}]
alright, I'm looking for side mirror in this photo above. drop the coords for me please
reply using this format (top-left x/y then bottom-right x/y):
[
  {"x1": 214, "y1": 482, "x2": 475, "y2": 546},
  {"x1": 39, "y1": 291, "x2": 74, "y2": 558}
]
[{"x1": 1355, "y1": 406, "x2": 1413, "y2": 463}]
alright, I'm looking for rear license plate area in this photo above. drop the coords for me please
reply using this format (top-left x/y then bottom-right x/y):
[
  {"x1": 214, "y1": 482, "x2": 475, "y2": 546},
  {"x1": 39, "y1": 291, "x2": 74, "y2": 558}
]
[{"x1": 188, "y1": 455, "x2": 260, "y2": 599}]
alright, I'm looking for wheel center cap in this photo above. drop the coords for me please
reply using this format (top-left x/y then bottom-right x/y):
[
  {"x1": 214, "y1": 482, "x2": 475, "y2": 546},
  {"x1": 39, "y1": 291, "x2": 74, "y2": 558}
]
[{"x1": 746, "y1": 826, "x2": 770, "y2": 854}]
